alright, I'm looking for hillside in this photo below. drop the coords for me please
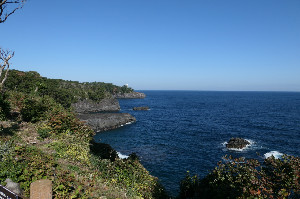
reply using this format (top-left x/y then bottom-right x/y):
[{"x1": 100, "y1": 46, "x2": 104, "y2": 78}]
[
  {"x1": 4, "y1": 69, "x2": 134, "y2": 108},
  {"x1": 0, "y1": 69, "x2": 168, "y2": 198}
]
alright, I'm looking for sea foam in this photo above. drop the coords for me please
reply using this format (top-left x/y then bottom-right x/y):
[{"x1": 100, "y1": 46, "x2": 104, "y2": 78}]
[
  {"x1": 117, "y1": 152, "x2": 129, "y2": 159},
  {"x1": 264, "y1": 151, "x2": 283, "y2": 159}
]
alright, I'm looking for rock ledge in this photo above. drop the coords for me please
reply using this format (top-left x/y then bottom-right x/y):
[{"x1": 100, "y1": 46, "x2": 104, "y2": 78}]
[{"x1": 77, "y1": 113, "x2": 136, "y2": 132}]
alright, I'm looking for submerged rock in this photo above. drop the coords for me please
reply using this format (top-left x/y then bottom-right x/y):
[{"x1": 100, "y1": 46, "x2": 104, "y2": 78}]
[
  {"x1": 72, "y1": 98, "x2": 120, "y2": 113},
  {"x1": 133, "y1": 106, "x2": 150, "y2": 111},
  {"x1": 113, "y1": 92, "x2": 146, "y2": 99},
  {"x1": 226, "y1": 138, "x2": 250, "y2": 149},
  {"x1": 77, "y1": 113, "x2": 136, "y2": 132}
]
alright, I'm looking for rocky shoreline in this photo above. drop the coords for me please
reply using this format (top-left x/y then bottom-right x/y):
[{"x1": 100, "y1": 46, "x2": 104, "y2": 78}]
[
  {"x1": 113, "y1": 91, "x2": 146, "y2": 99},
  {"x1": 75, "y1": 92, "x2": 145, "y2": 133},
  {"x1": 72, "y1": 98, "x2": 120, "y2": 113},
  {"x1": 77, "y1": 113, "x2": 136, "y2": 133}
]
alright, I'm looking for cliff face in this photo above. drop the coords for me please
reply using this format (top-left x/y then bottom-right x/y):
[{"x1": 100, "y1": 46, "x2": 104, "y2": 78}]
[
  {"x1": 77, "y1": 113, "x2": 136, "y2": 132},
  {"x1": 73, "y1": 98, "x2": 136, "y2": 132},
  {"x1": 113, "y1": 92, "x2": 146, "y2": 99},
  {"x1": 71, "y1": 98, "x2": 120, "y2": 113}
]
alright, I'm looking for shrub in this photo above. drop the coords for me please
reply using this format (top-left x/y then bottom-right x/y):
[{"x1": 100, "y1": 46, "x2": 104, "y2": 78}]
[
  {"x1": 20, "y1": 95, "x2": 57, "y2": 122},
  {"x1": 6, "y1": 91, "x2": 26, "y2": 113},
  {"x1": 0, "y1": 93, "x2": 11, "y2": 120},
  {"x1": 0, "y1": 141, "x2": 13, "y2": 161},
  {"x1": 179, "y1": 155, "x2": 300, "y2": 199},
  {"x1": 46, "y1": 108, "x2": 94, "y2": 138},
  {"x1": 0, "y1": 145, "x2": 81, "y2": 198},
  {"x1": 37, "y1": 127, "x2": 51, "y2": 139},
  {"x1": 98, "y1": 158, "x2": 167, "y2": 198}
]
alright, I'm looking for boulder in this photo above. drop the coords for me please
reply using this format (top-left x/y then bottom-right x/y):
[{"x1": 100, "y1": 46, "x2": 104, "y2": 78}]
[
  {"x1": 5, "y1": 178, "x2": 23, "y2": 196},
  {"x1": 226, "y1": 138, "x2": 250, "y2": 149},
  {"x1": 133, "y1": 106, "x2": 149, "y2": 111},
  {"x1": 71, "y1": 98, "x2": 120, "y2": 114},
  {"x1": 77, "y1": 113, "x2": 136, "y2": 132},
  {"x1": 113, "y1": 92, "x2": 146, "y2": 99}
]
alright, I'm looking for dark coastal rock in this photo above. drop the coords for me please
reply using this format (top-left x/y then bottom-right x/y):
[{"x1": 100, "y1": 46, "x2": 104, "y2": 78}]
[
  {"x1": 133, "y1": 106, "x2": 150, "y2": 111},
  {"x1": 77, "y1": 113, "x2": 136, "y2": 132},
  {"x1": 226, "y1": 138, "x2": 250, "y2": 149},
  {"x1": 113, "y1": 92, "x2": 146, "y2": 99},
  {"x1": 90, "y1": 140, "x2": 117, "y2": 161},
  {"x1": 71, "y1": 98, "x2": 120, "y2": 113}
]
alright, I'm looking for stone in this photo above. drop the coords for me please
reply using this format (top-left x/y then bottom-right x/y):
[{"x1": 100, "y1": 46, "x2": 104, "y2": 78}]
[
  {"x1": 226, "y1": 138, "x2": 250, "y2": 149},
  {"x1": 5, "y1": 179, "x2": 22, "y2": 196},
  {"x1": 30, "y1": 179, "x2": 52, "y2": 199}
]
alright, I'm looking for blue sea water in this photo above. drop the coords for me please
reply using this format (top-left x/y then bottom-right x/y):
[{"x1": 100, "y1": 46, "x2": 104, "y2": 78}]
[{"x1": 94, "y1": 91, "x2": 300, "y2": 195}]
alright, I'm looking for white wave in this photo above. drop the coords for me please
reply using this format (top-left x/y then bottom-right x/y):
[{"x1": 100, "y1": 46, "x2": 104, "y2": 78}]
[
  {"x1": 264, "y1": 151, "x2": 283, "y2": 159},
  {"x1": 117, "y1": 152, "x2": 129, "y2": 159},
  {"x1": 120, "y1": 122, "x2": 133, "y2": 127},
  {"x1": 222, "y1": 139, "x2": 254, "y2": 152}
]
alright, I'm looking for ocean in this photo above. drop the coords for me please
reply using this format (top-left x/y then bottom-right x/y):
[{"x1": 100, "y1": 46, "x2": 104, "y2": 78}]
[{"x1": 94, "y1": 91, "x2": 300, "y2": 195}]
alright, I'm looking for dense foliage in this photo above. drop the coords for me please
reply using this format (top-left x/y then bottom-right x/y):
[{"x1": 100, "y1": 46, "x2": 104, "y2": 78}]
[
  {"x1": 0, "y1": 88, "x2": 167, "y2": 198},
  {"x1": 179, "y1": 155, "x2": 300, "y2": 199},
  {"x1": 0, "y1": 93, "x2": 10, "y2": 120},
  {"x1": 2, "y1": 69, "x2": 299, "y2": 198},
  {"x1": 3, "y1": 69, "x2": 134, "y2": 107}
]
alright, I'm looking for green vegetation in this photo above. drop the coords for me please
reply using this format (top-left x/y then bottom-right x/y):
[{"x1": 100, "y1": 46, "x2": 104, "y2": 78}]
[
  {"x1": 179, "y1": 155, "x2": 300, "y2": 199},
  {"x1": 4, "y1": 69, "x2": 134, "y2": 108},
  {"x1": 1, "y1": 69, "x2": 299, "y2": 198},
  {"x1": 0, "y1": 70, "x2": 167, "y2": 198}
]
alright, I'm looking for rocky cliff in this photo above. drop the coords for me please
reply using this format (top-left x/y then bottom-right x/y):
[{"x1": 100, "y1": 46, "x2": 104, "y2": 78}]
[
  {"x1": 72, "y1": 98, "x2": 120, "y2": 113},
  {"x1": 77, "y1": 113, "x2": 136, "y2": 132}
]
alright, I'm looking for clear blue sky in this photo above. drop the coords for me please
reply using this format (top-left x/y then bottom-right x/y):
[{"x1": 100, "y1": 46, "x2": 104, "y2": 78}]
[{"x1": 1, "y1": 0, "x2": 299, "y2": 91}]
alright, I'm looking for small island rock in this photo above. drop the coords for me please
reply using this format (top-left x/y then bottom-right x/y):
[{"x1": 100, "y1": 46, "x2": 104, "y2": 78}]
[
  {"x1": 226, "y1": 138, "x2": 250, "y2": 149},
  {"x1": 133, "y1": 106, "x2": 150, "y2": 111}
]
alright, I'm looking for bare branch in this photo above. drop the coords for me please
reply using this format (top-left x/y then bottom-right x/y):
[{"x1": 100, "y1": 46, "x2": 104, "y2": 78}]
[
  {"x1": 0, "y1": 48, "x2": 14, "y2": 91},
  {"x1": 0, "y1": 0, "x2": 26, "y2": 23}
]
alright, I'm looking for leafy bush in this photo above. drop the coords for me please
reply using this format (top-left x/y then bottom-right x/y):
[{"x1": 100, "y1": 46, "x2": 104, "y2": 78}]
[
  {"x1": 37, "y1": 127, "x2": 51, "y2": 139},
  {"x1": 0, "y1": 141, "x2": 13, "y2": 161},
  {"x1": 98, "y1": 158, "x2": 168, "y2": 198},
  {"x1": 6, "y1": 91, "x2": 26, "y2": 113},
  {"x1": 0, "y1": 93, "x2": 11, "y2": 120},
  {"x1": 179, "y1": 155, "x2": 300, "y2": 199},
  {"x1": 0, "y1": 145, "x2": 83, "y2": 198},
  {"x1": 46, "y1": 108, "x2": 94, "y2": 138},
  {"x1": 20, "y1": 95, "x2": 57, "y2": 122}
]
